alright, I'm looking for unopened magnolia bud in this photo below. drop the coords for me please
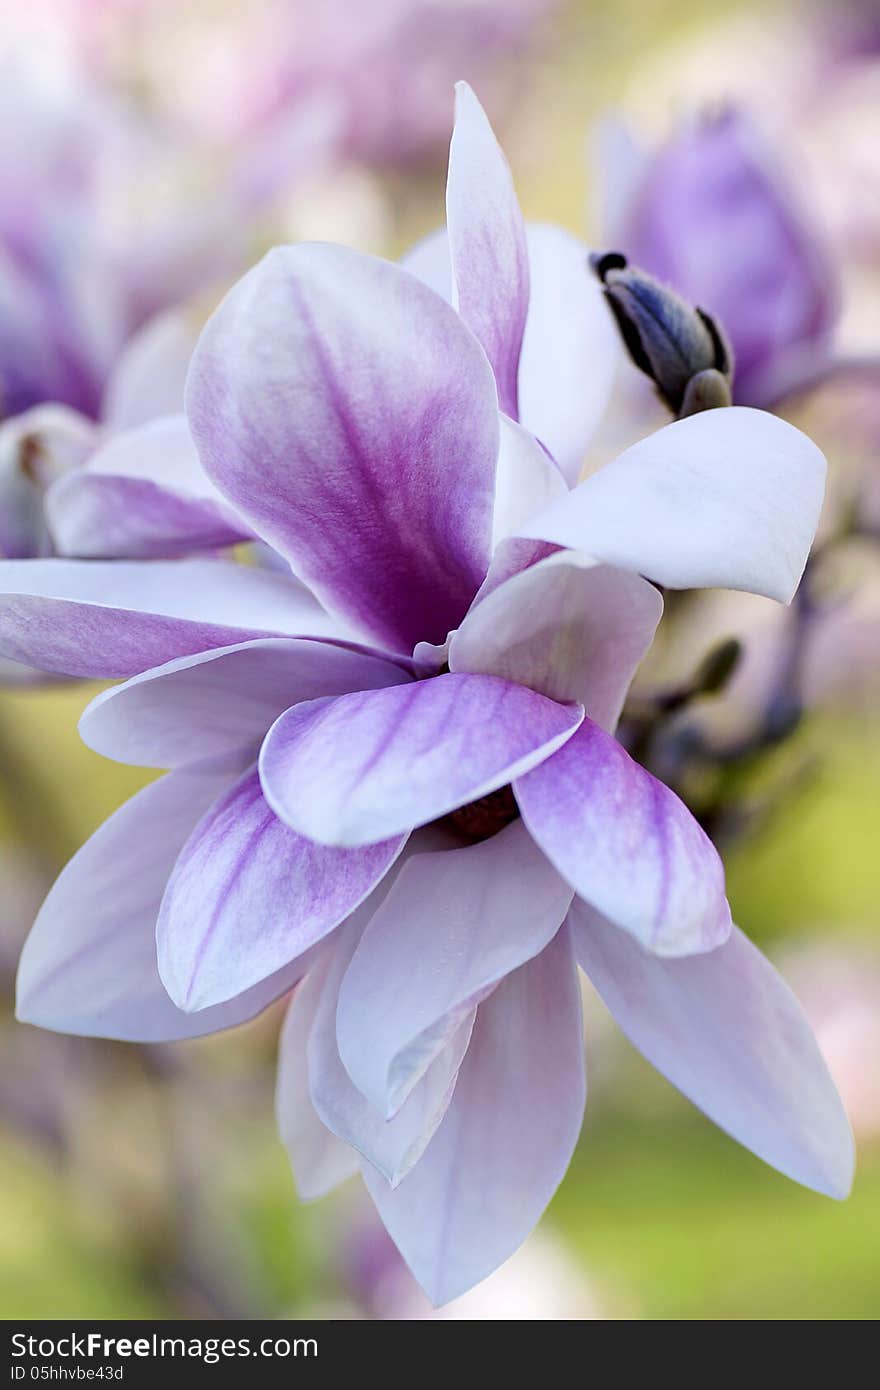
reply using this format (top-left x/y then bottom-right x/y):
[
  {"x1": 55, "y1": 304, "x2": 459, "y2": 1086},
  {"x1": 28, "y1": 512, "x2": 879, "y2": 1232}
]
[{"x1": 592, "y1": 251, "x2": 733, "y2": 418}]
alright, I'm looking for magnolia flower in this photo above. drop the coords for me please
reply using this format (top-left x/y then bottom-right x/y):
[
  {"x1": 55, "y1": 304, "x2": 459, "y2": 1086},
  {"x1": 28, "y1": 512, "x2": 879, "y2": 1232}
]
[
  {"x1": 0, "y1": 56, "x2": 244, "y2": 422},
  {"x1": 10, "y1": 87, "x2": 852, "y2": 1305}
]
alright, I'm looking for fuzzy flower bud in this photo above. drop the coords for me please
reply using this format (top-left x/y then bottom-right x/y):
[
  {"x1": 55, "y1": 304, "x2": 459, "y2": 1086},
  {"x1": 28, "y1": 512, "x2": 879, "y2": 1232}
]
[{"x1": 591, "y1": 251, "x2": 733, "y2": 418}]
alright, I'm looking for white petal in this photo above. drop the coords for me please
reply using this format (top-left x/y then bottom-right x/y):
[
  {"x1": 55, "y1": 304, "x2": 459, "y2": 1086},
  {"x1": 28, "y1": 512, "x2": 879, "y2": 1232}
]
[
  {"x1": 451, "y1": 549, "x2": 662, "y2": 732},
  {"x1": 363, "y1": 924, "x2": 585, "y2": 1306},
  {"x1": 520, "y1": 408, "x2": 826, "y2": 601},
  {"x1": 572, "y1": 901, "x2": 855, "y2": 1198}
]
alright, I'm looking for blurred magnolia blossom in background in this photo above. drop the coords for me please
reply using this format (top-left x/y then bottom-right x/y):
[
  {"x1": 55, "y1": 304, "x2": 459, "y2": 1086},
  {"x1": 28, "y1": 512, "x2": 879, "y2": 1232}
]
[
  {"x1": 604, "y1": 107, "x2": 841, "y2": 410},
  {"x1": 0, "y1": 0, "x2": 561, "y2": 165},
  {"x1": 0, "y1": 59, "x2": 242, "y2": 422},
  {"x1": 782, "y1": 940, "x2": 880, "y2": 1144}
]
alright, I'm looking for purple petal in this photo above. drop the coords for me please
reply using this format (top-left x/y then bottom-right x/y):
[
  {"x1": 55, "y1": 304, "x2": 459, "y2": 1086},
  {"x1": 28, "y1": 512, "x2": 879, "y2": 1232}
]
[
  {"x1": 520, "y1": 408, "x2": 826, "y2": 603},
  {"x1": 336, "y1": 820, "x2": 573, "y2": 1117},
  {"x1": 186, "y1": 243, "x2": 499, "y2": 652},
  {"x1": 0, "y1": 557, "x2": 344, "y2": 678},
  {"x1": 47, "y1": 414, "x2": 250, "y2": 560},
  {"x1": 260, "y1": 672, "x2": 583, "y2": 848},
  {"x1": 447, "y1": 82, "x2": 529, "y2": 419},
  {"x1": 80, "y1": 637, "x2": 413, "y2": 768},
  {"x1": 275, "y1": 958, "x2": 360, "y2": 1200},
  {"x1": 363, "y1": 923, "x2": 585, "y2": 1306},
  {"x1": 48, "y1": 473, "x2": 247, "y2": 559},
  {"x1": 571, "y1": 901, "x2": 855, "y2": 1198},
  {"x1": 517, "y1": 224, "x2": 621, "y2": 486},
  {"x1": 515, "y1": 720, "x2": 732, "y2": 955},
  {"x1": 451, "y1": 550, "x2": 662, "y2": 732},
  {"x1": 309, "y1": 919, "x2": 474, "y2": 1186},
  {"x1": 16, "y1": 762, "x2": 309, "y2": 1042},
  {"x1": 157, "y1": 766, "x2": 404, "y2": 1011}
]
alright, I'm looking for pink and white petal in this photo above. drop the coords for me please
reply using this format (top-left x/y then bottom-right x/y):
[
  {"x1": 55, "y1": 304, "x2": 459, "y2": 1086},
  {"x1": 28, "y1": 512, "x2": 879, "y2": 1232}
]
[
  {"x1": 157, "y1": 767, "x2": 404, "y2": 1012},
  {"x1": 80, "y1": 637, "x2": 413, "y2": 768},
  {"x1": 447, "y1": 82, "x2": 529, "y2": 420},
  {"x1": 280, "y1": 823, "x2": 464, "y2": 1195},
  {"x1": 186, "y1": 243, "x2": 499, "y2": 652},
  {"x1": 363, "y1": 923, "x2": 585, "y2": 1307},
  {"x1": 515, "y1": 720, "x2": 732, "y2": 956},
  {"x1": 46, "y1": 472, "x2": 247, "y2": 559},
  {"x1": 276, "y1": 958, "x2": 359, "y2": 1201},
  {"x1": 336, "y1": 819, "x2": 573, "y2": 1118},
  {"x1": 101, "y1": 308, "x2": 199, "y2": 430},
  {"x1": 491, "y1": 416, "x2": 566, "y2": 548},
  {"x1": 520, "y1": 409, "x2": 826, "y2": 602},
  {"x1": 84, "y1": 415, "x2": 228, "y2": 501},
  {"x1": 48, "y1": 414, "x2": 251, "y2": 557},
  {"x1": 82, "y1": 411, "x2": 219, "y2": 494},
  {"x1": 451, "y1": 550, "x2": 662, "y2": 732},
  {"x1": 517, "y1": 225, "x2": 621, "y2": 487},
  {"x1": 309, "y1": 920, "x2": 475, "y2": 1187},
  {"x1": 260, "y1": 673, "x2": 583, "y2": 848},
  {"x1": 16, "y1": 761, "x2": 308, "y2": 1042},
  {"x1": 571, "y1": 902, "x2": 855, "y2": 1199},
  {"x1": 0, "y1": 558, "x2": 343, "y2": 678}
]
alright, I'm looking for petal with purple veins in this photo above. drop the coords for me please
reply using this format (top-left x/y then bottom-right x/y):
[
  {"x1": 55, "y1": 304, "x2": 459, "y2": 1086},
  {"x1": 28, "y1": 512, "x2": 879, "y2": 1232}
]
[
  {"x1": 515, "y1": 718, "x2": 732, "y2": 956},
  {"x1": 15, "y1": 761, "x2": 310, "y2": 1042},
  {"x1": 80, "y1": 637, "x2": 413, "y2": 768},
  {"x1": 336, "y1": 819, "x2": 573, "y2": 1117},
  {"x1": 186, "y1": 243, "x2": 499, "y2": 652},
  {"x1": 260, "y1": 672, "x2": 583, "y2": 848},
  {"x1": 446, "y1": 82, "x2": 529, "y2": 419},
  {"x1": 0, "y1": 557, "x2": 346, "y2": 679},
  {"x1": 47, "y1": 414, "x2": 250, "y2": 560},
  {"x1": 157, "y1": 766, "x2": 404, "y2": 1011},
  {"x1": 451, "y1": 550, "x2": 662, "y2": 732}
]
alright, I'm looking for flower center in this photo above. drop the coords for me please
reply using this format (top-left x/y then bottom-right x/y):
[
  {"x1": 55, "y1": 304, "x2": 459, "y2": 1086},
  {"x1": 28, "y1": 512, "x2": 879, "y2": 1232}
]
[{"x1": 445, "y1": 785, "x2": 519, "y2": 842}]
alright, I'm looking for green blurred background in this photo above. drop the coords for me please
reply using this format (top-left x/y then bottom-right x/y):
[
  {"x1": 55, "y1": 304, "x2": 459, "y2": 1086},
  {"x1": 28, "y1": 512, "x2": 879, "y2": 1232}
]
[{"x1": 1, "y1": 0, "x2": 878, "y2": 1319}]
